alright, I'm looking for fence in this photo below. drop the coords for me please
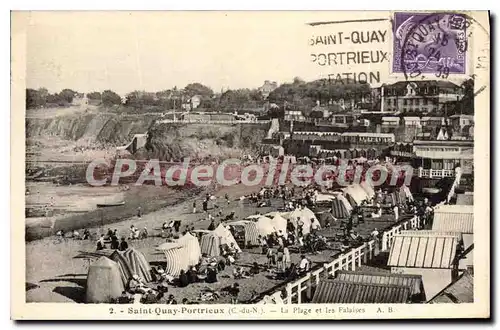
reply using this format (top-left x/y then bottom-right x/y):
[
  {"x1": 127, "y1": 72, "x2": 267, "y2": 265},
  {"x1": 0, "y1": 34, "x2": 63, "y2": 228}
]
[{"x1": 261, "y1": 215, "x2": 421, "y2": 304}]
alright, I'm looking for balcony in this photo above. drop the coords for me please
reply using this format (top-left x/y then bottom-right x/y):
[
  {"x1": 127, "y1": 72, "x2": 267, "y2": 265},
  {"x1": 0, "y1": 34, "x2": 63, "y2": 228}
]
[{"x1": 417, "y1": 168, "x2": 455, "y2": 178}]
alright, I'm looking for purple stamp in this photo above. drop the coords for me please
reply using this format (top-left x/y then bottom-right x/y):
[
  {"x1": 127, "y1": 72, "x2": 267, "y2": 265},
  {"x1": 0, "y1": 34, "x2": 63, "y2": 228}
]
[{"x1": 393, "y1": 12, "x2": 468, "y2": 78}]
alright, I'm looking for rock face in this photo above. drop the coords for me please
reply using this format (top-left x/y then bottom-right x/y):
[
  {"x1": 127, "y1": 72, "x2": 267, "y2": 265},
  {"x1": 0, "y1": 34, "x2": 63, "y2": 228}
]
[{"x1": 26, "y1": 112, "x2": 271, "y2": 161}]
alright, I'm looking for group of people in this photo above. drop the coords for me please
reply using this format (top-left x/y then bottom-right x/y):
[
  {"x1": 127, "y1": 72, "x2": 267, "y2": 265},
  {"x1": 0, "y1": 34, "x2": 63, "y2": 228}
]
[{"x1": 96, "y1": 228, "x2": 129, "y2": 251}]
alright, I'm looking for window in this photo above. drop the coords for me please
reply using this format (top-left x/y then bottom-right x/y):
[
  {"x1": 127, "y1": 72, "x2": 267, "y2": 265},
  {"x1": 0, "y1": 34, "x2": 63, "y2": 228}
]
[
  {"x1": 431, "y1": 160, "x2": 443, "y2": 170},
  {"x1": 403, "y1": 99, "x2": 407, "y2": 105},
  {"x1": 423, "y1": 98, "x2": 428, "y2": 105}
]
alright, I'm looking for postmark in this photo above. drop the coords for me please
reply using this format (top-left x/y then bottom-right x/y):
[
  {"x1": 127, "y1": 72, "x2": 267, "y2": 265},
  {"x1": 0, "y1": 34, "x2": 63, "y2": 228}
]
[{"x1": 393, "y1": 12, "x2": 468, "y2": 78}]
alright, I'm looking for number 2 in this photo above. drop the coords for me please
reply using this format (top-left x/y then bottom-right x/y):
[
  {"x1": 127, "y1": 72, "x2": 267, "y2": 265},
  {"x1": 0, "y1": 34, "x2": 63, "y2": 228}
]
[{"x1": 109, "y1": 308, "x2": 114, "y2": 314}]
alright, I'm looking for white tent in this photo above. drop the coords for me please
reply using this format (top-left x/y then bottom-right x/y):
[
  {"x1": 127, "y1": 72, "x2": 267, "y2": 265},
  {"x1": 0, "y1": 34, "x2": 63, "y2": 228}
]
[
  {"x1": 360, "y1": 181, "x2": 376, "y2": 199},
  {"x1": 213, "y1": 224, "x2": 242, "y2": 252},
  {"x1": 255, "y1": 216, "x2": 275, "y2": 237},
  {"x1": 282, "y1": 207, "x2": 320, "y2": 235},
  {"x1": 271, "y1": 213, "x2": 288, "y2": 238},
  {"x1": 176, "y1": 232, "x2": 202, "y2": 266},
  {"x1": 343, "y1": 184, "x2": 368, "y2": 205}
]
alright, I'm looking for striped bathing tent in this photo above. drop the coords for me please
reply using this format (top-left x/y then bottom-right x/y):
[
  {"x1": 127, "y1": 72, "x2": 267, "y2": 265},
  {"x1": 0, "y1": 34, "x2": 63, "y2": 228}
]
[
  {"x1": 200, "y1": 232, "x2": 222, "y2": 257},
  {"x1": 336, "y1": 194, "x2": 353, "y2": 213},
  {"x1": 176, "y1": 232, "x2": 202, "y2": 266},
  {"x1": 109, "y1": 248, "x2": 153, "y2": 286},
  {"x1": 156, "y1": 242, "x2": 189, "y2": 276},
  {"x1": 227, "y1": 220, "x2": 260, "y2": 247},
  {"x1": 330, "y1": 198, "x2": 350, "y2": 219}
]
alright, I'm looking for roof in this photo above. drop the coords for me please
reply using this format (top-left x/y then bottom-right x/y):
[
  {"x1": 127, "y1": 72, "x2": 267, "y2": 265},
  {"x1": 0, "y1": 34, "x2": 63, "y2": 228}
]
[
  {"x1": 449, "y1": 114, "x2": 474, "y2": 119},
  {"x1": 341, "y1": 132, "x2": 395, "y2": 138},
  {"x1": 432, "y1": 205, "x2": 474, "y2": 234},
  {"x1": 399, "y1": 230, "x2": 462, "y2": 240},
  {"x1": 428, "y1": 272, "x2": 474, "y2": 303},
  {"x1": 384, "y1": 80, "x2": 461, "y2": 95},
  {"x1": 382, "y1": 117, "x2": 400, "y2": 121},
  {"x1": 403, "y1": 116, "x2": 421, "y2": 121},
  {"x1": 312, "y1": 280, "x2": 411, "y2": 303},
  {"x1": 388, "y1": 234, "x2": 458, "y2": 268},
  {"x1": 335, "y1": 270, "x2": 423, "y2": 296},
  {"x1": 456, "y1": 193, "x2": 474, "y2": 205}
]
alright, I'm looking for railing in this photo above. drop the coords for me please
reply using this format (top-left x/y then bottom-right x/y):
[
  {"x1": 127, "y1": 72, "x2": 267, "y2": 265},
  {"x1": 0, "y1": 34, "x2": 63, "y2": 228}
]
[
  {"x1": 156, "y1": 119, "x2": 270, "y2": 124},
  {"x1": 259, "y1": 216, "x2": 420, "y2": 304},
  {"x1": 417, "y1": 168, "x2": 455, "y2": 178}
]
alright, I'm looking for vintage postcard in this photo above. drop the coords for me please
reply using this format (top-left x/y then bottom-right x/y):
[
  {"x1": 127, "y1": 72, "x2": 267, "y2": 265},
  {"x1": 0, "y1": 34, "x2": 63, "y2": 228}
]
[{"x1": 11, "y1": 11, "x2": 490, "y2": 320}]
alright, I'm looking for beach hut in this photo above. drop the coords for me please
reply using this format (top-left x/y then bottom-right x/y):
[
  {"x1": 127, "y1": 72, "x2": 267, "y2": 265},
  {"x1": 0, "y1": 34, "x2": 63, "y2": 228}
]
[
  {"x1": 86, "y1": 257, "x2": 124, "y2": 303},
  {"x1": 228, "y1": 220, "x2": 260, "y2": 247},
  {"x1": 156, "y1": 242, "x2": 189, "y2": 276},
  {"x1": 199, "y1": 232, "x2": 222, "y2": 257},
  {"x1": 176, "y1": 232, "x2": 202, "y2": 266},
  {"x1": 330, "y1": 198, "x2": 350, "y2": 219},
  {"x1": 109, "y1": 248, "x2": 153, "y2": 286}
]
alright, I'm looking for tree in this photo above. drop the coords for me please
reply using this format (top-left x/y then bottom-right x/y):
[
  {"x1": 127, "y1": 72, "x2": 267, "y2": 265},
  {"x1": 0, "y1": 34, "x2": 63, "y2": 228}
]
[
  {"x1": 59, "y1": 89, "x2": 77, "y2": 103},
  {"x1": 183, "y1": 83, "x2": 214, "y2": 98},
  {"x1": 101, "y1": 90, "x2": 122, "y2": 106},
  {"x1": 87, "y1": 91, "x2": 102, "y2": 100}
]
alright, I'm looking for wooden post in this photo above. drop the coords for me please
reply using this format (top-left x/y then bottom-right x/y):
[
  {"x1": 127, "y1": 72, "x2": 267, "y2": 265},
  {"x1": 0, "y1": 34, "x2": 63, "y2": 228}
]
[
  {"x1": 286, "y1": 283, "x2": 292, "y2": 304},
  {"x1": 363, "y1": 242, "x2": 368, "y2": 263},
  {"x1": 351, "y1": 250, "x2": 356, "y2": 270},
  {"x1": 358, "y1": 247, "x2": 362, "y2": 267},
  {"x1": 382, "y1": 233, "x2": 388, "y2": 251},
  {"x1": 307, "y1": 275, "x2": 312, "y2": 301},
  {"x1": 297, "y1": 283, "x2": 302, "y2": 304}
]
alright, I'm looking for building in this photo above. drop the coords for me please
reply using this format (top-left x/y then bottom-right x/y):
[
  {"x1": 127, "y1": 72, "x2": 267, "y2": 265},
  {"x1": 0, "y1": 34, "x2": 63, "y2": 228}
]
[
  {"x1": 284, "y1": 109, "x2": 306, "y2": 122},
  {"x1": 378, "y1": 81, "x2": 464, "y2": 113},
  {"x1": 382, "y1": 116, "x2": 400, "y2": 127},
  {"x1": 340, "y1": 132, "x2": 395, "y2": 144},
  {"x1": 388, "y1": 231, "x2": 460, "y2": 299},
  {"x1": 449, "y1": 114, "x2": 474, "y2": 130},
  {"x1": 402, "y1": 116, "x2": 421, "y2": 127},
  {"x1": 432, "y1": 204, "x2": 474, "y2": 272},
  {"x1": 428, "y1": 272, "x2": 474, "y2": 304},
  {"x1": 421, "y1": 116, "x2": 445, "y2": 127},
  {"x1": 413, "y1": 139, "x2": 474, "y2": 178},
  {"x1": 258, "y1": 80, "x2": 278, "y2": 98},
  {"x1": 182, "y1": 95, "x2": 202, "y2": 111}
]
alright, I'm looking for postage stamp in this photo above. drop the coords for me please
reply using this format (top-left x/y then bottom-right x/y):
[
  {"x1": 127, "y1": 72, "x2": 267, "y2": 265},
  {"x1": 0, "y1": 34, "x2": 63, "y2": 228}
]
[{"x1": 393, "y1": 12, "x2": 468, "y2": 77}]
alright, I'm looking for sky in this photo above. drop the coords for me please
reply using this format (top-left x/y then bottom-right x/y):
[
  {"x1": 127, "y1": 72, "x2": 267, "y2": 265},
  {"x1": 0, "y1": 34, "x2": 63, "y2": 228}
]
[{"x1": 24, "y1": 11, "x2": 397, "y2": 95}]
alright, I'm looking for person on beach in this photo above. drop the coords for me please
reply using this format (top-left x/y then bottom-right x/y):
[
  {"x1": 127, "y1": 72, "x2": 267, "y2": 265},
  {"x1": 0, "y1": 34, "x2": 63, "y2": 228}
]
[
  {"x1": 119, "y1": 237, "x2": 128, "y2": 251},
  {"x1": 110, "y1": 235, "x2": 119, "y2": 249},
  {"x1": 202, "y1": 200, "x2": 208, "y2": 213},
  {"x1": 137, "y1": 206, "x2": 142, "y2": 218},
  {"x1": 96, "y1": 234, "x2": 105, "y2": 251},
  {"x1": 192, "y1": 200, "x2": 197, "y2": 214},
  {"x1": 208, "y1": 219, "x2": 216, "y2": 231}
]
